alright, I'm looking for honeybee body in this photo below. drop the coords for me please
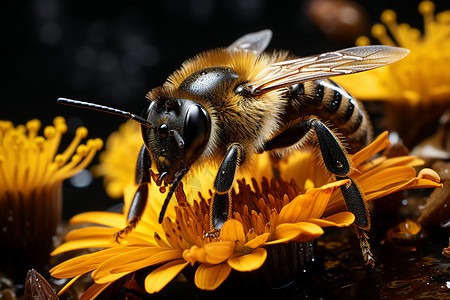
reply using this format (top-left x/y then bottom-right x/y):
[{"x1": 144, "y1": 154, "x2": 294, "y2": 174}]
[
  {"x1": 149, "y1": 48, "x2": 370, "y2": 175},
  {"x1": 59, "y1": 30, "x2": 409, "y2": 267}
]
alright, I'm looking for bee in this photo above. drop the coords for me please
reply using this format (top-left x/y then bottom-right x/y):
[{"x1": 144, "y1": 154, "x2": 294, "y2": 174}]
[{"x1": 58, "y1": 30, "x2": 408, "y2": 267}]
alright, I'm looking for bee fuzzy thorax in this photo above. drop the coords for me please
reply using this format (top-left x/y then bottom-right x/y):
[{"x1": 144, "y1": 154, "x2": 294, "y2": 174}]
[{"x1": 155, "y1": 48, "x2": 289, "y2": 164}]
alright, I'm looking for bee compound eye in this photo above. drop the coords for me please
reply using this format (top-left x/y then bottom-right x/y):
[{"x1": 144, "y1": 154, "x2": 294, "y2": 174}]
[
  {"x1": 183, "y1": 105, "x2": 211, "y2": 164},
  {"x1": 157, "y1": 123, "x2": 169, "y2": 137}
]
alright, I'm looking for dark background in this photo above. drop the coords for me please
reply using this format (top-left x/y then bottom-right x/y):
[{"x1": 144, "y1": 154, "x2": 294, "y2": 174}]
[{"x1": 2, "y1": 0, "x2": 448, "y2": 219}]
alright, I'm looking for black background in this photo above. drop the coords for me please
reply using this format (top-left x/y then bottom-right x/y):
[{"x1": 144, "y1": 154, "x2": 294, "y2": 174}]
[{"x1": 2, "y1": 0, "x2": 448, "y2": 219}]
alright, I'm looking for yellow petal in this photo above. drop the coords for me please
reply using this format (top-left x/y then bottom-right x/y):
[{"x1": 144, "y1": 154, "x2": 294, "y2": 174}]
[
  {"x1": 351, "y1": 131, "x2": 390, "y2": 167},
  {"x1": 278, "y1": 180, "x2": 347, "y2": 224},
  {"x1": 110, "y1": 249, "x2": 183, "y2": 274},
  {"x1": 277, "y1": 194, "x2": 309, "y2": 224},
  {"x1": 358, "y1": 156, "x2": 425, "y2": 175},
  {"x1": 227, "y1": 248, "x2": 267, "y2": 272},
  {"x1": 220, "y1": 219, "x2": 246, "y2": 242},
  {"x1": 358, "y1": 166, "x2": 416, "y2": 190},
  {"x1": 64, "y1": 227, "x2": 117, "y2": 241},
  {"x1": 268, "y1": 222, "x2": 324, "y2": 244},
  {"x1": 194, "y1": 263, "x2": 231, "y2": 291},
  {"x1": 79, "y1": 282, "x2": 112, "y2": 300},
  {"x1": 183, "y1": 241, "x2": 234, "y2": 265},
  {"x1": 144, "y1": 259, "x2": 189, "y2": 294},
  {"x1": 305, "y1": 181, "x2": 349, "y2": 219},
  {"x1": 326, "y1": 167, "x2": 442, "y2": 216},
  {"x1": 244, "y1": 233, "x2": 270, "y2": 248},
  {"x1": 70, "y1": 211, "x2": 125, "y2": 228},
  {"x1": 93, "y1": 248, "x2": 182, "y2": 284},
  {"x1": 417, "y1": 168, "x2": 441, "y2": 183},
  {"x1": 51, "y1": 247, "x2": 140, "y2": 277},
  {"x1": 51, "y1": 239, "x2": 114, "y2": 256},
  {"x1": 365, "y1": 176, "x2": 442, "y2": 200},
  {"x1": 308, "y1": 212, "x2": 355, "y2": 227},
  {"x1": 57, "y1": 275, "x2": 81, "y2": 296}
]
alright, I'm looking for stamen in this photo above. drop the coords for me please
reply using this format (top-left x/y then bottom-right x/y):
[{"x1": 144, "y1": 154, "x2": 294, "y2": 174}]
[
  {"x1": 419, "y1": 0, "x2": 435, "y2": 35},
  {"x1": 57, "y1": 127, "x2": 88, "y2": 166},
  {"x1": 371, "y1": 23, "x2": 396, "y2": 46}
]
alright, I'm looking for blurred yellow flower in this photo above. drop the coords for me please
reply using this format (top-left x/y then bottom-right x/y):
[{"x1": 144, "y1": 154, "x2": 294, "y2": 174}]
[
  {"x1": 334, "y1": 1, "x2": 450, "y2": 147},
  {"x1": 91, "y1": 120, "x2": 142, "y2": 199},
  {"x1": 49, "y1": 131, "x2": 441, "y2": 298},
  {"x1": 0, "y1": 117, "x2": 102, "y2": 277}
]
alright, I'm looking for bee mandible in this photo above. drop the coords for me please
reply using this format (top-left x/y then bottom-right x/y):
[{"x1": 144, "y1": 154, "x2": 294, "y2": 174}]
[{"x1": 58, "y1": 30, "x2": 408, "y2": 267}]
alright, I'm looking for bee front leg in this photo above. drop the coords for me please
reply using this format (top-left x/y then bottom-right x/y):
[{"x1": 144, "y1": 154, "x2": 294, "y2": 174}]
[
  {"x1": 114, "y1": 144, "x2": 152, "y2": 241},
  {"x1": 210, "y1": 143, "x2": 244, "y2": 231}
]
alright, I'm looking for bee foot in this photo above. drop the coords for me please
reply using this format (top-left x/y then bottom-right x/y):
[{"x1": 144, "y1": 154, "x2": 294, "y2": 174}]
[
  {"x1": 113, "y1": 220, "x2": 138, "y2": 243},
  {"x1": 355, "y1": 226, "x2": 375, "y2": 268}
]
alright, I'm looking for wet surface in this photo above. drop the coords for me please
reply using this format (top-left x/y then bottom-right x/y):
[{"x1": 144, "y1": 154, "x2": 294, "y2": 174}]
[{"x1": 317, "y1": 226, "x2": 450, "y2": 299}]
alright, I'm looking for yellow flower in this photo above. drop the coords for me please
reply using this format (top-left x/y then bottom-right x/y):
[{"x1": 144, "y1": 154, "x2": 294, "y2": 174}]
[
  {"x1": 0, "y1": 117, "x2": 102, "y2": 278},
  {"x1": 335, "y1": 0, "x2": 450, "y2": 104},
  {"x1": 334, "y1": 1, "x2": 450, "y2": 147},
  {"x1": 50, "y1": 178, "x2": 351, "y2": 296},
  {"x1": 49, "y1": 132, "x2": 441, "y2": 298},
  {"x1": 91, "y1": 120, "x2": 142, "y2": 199}
]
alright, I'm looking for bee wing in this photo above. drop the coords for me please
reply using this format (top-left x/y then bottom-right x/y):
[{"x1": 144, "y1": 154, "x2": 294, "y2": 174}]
[
  {"x1": 228, "y1": 29, "x2": 272, "y2": 56},
  {"x1": 248, "y1": 45, "x2": 410, "y2": 96}
]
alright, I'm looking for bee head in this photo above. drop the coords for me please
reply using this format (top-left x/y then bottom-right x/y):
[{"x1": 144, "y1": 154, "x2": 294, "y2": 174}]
[{"x1": 142, "y1": 97, "x2": 211, "y2": 185}]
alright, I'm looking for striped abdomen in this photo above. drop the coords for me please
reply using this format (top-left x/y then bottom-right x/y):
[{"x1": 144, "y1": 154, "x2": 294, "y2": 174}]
[{"x1": 283, "y1": 79, "x2": 372, "y2": 153}]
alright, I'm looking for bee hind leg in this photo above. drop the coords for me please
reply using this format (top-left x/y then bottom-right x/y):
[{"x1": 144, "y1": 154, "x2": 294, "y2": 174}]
[
  {"x1": 114, "y1": 145, "x2": 152, "y2": 242},
  {"x1": 312, "y1": 119, "x2": 374, "y2": 266},
  {"x1": 337, "y1": 175, "x2": 374, "y2": 267},
  {"x1": 263, "y1": 119, "x2": 374, "y2": 266},
  {"x1": 209, "y1": 143, "x2": 244, "y2": 231}
]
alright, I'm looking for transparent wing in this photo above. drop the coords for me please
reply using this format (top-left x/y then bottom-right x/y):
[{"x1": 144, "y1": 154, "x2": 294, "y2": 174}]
[
  {"x1": 247, "y1": 45, "x2": 409, "y2": 96},
  {"x1": 228, "y1": 29, "x2": 272, "y2": 56}
]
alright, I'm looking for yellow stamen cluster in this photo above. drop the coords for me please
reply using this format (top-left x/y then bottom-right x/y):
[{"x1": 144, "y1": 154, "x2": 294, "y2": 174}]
[
  {"x1": 0, "y1": 117, "x2": 102, "y2": 275},
  {"x1": 355, "y1": 1, "x2": 450, "y2": 104},
  {"x1": 231, "y1": 178, "x2": 301, "y2": 238},
  {"x1": 0, "y1": 117, "x2": 103, "y2": 195},
  {"x1": 160, "y1": 176, "x2": 305, "y2": 253}
]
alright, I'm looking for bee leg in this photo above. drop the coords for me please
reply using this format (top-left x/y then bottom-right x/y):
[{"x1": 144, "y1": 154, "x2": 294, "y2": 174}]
[
  {"x1": 210, "y1": 143, "x2": 244, "y2": 231},
  {"x1": 263, "y1": 119, "x2": 373, "y2": 266},
  {"x1": 114, "y1": 145, "x2": 152, "y2": 241},
  {"x1": 311, "y1": 119, "x2": 374, "y2": 266},
  {"x1": 337, "y1": 175, "x2": 374, "y2": 267}
]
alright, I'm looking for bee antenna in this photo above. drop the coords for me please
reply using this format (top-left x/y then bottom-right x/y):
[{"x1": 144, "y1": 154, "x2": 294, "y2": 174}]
[
  {"x1": 158, "y1": 169, "x2": 187, "y2": 224},
  {"x1": 57, "y1": 97, "x2": 153, "y2": 128}
]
